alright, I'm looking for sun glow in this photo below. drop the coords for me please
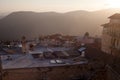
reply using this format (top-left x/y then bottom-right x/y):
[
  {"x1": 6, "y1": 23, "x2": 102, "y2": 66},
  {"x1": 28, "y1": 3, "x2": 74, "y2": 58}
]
[{"x1": 106, "y1": 0, "x2": 120, "y2": 8}]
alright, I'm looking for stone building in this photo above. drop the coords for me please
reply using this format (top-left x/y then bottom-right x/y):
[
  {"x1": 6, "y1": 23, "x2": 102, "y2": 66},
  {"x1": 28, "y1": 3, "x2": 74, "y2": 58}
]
[
  {"x1": 0, "y1": 48, "x2": 88, "y2": 80},
  {"x1": 101, "y1": 13, "x2": 120, "y2": 56}
]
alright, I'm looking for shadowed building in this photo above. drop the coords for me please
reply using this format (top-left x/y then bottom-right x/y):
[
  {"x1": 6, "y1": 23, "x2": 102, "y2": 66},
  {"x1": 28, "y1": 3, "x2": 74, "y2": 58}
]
[{"x1": 101, "y1": 13, "x2": 120, "y2": 56}]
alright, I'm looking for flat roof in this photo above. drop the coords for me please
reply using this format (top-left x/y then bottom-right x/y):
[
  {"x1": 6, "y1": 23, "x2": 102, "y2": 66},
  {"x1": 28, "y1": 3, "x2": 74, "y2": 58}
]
[
  {"x1": 1, "y1": 47, "x2": 70, "y2": 55},
  {"x1": 109, "y1": 13, "x2": 120, "y2": 19},
  {"x1": 0, "y1": 46, "x2": 87, "y2": 69},
  {"x1": 29, "y1": 47, "x2": 70, "y2": 54},
  {"x1": 1, "y1": 54, "x2": 88, "y2": 69}
]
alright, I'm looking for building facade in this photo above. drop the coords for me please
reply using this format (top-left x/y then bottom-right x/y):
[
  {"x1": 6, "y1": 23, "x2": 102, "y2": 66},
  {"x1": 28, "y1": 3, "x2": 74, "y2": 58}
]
[
  {"x1": 2, "y1": 64, "x2": 89, "y2": 80},
  {"x1": 102, "y1": 13, "x2": 120, "y2": 56}
]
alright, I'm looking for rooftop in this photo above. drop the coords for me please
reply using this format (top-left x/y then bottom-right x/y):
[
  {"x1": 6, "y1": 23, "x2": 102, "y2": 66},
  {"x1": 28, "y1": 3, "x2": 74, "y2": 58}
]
[
  {"x1": 101, "y1": 23, "x2": 120, "y2": 27},
  {"x1": 0, "y1": 47, "x2": 87, "y2": 69},
  {"x1": 109, "y1": 13, "x2": 120, "y2": 19},
  {"x1": 1, "y1": 54, "x2": 87, "y2": 69}
]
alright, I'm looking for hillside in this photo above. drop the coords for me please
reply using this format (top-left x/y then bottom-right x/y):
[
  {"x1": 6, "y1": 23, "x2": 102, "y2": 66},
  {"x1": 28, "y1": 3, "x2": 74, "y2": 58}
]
[{"x1": 0, "y1": 9, "x2": 120, "y2": 40}]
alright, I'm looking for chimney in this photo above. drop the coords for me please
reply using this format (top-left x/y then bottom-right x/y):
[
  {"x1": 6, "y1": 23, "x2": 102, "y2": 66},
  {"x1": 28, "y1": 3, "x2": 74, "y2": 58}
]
[{"x1": 21, "y1": 36, "x2": 27, "y2": 53}]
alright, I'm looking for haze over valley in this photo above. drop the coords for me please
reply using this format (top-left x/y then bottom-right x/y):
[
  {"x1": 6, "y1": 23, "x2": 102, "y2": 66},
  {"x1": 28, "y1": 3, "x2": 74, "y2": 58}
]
[{"x1": 0, "y1": 8, "x2": 120, "y2": 40}]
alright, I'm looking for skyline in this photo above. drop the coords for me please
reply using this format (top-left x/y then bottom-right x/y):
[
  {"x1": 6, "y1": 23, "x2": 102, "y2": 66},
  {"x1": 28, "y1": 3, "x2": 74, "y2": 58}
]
[{"x1": 0, "y1": 0, "x2": 120, "y2": 13}]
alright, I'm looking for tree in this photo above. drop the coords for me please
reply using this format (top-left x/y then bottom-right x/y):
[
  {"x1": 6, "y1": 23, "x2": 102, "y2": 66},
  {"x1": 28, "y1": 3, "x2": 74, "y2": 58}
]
[{"x1": 84, "y1": 32, "x2": 89, "y2": 38}]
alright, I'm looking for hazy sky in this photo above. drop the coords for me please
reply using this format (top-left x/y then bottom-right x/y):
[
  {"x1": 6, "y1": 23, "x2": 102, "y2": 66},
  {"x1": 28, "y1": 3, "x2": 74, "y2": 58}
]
[{"x1": 0, "y1": 0, "x2": 120, "y2": 12}]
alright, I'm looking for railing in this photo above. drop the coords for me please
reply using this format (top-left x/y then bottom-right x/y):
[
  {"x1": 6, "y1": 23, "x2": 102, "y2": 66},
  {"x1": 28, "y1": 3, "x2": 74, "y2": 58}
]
[
  {"x1": 106, "y1": 65, "x2": 120, "y2": 80},
  {"x1": 87, "y1": 65, "x2": 120, "y2": 80},
  {"x1": 87, "y1": 69, "x2": 106, "y2": 80}
]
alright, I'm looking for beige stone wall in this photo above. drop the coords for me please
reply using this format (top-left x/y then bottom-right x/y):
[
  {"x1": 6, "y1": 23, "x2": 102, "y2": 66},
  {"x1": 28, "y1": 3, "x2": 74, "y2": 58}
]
[
  {"x1": 102, "y1": 21, "x2": 120, "y2": 55},
  {"x1": 101, "y1": 34, "x2": 112, "y2": 54}
]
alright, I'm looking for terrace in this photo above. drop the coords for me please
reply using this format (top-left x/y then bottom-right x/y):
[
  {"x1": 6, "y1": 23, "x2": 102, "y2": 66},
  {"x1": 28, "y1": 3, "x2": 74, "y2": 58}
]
[{"x1": 0, "y1": 46, "x2": 88, "y2": 70}]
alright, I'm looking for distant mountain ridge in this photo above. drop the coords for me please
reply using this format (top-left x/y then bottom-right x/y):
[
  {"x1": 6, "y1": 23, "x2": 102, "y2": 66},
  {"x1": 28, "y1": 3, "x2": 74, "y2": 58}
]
[{"x1": 0, "y1": 8, "x2": 120, "y2": 40}]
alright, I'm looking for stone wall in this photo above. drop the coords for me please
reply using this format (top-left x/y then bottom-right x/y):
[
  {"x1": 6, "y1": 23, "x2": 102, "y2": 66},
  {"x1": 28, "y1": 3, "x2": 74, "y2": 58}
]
[{"x1": 2, "y1": 64, "x2": 88, "y2": 80}]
